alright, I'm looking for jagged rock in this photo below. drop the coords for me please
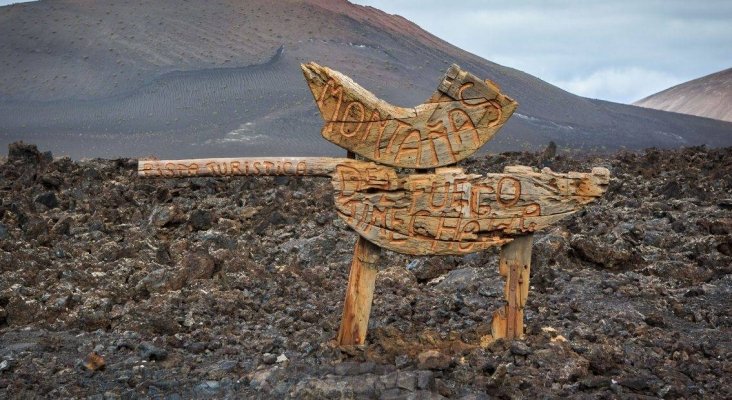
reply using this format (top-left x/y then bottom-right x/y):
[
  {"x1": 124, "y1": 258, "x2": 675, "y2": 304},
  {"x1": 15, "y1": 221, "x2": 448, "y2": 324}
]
[
  {"x1": 139, "y1": 342, "x2": 168, "y2": 361},
  {"x1": 510, "y1": 341, "x2": 532, "y2": 356},
  {"x1": 0, "y1": 360, "x2": 12, "y2": 372},
  {"x1": 51, "y1": 217, "x2": 71, "y2": 236},
  {"x1": 136, "y1": 268, "x2": 186, "y2": 294},
  {"x1": 40, "y1": 173, "x2": 63, "y2": 189},
  {"x1": 717, "y1": 239, "x2": 732, "y2": 257},
  {"x1": 22, "y1": 218, "x2": 47, "y2": 238},
  {"x1": 97, "y1": 242, "x2": 121, "y2": 262},
  {"x1": 149, "y1": 205, "x2": 182, "y2": 228},
  {"x1": 181, "y1": 252, "x2": 216, "y2": 281},
  {"x1": 8, "y1": 142, "x2": 48, "y2": 164},
  {"x1": 189, "y1": 209, "x2": 213, "y2": 231},
  {"x1": 34, "y1": 192, "x2": 59, "y2": 209},
  {"x1": 335, "y1": 361, "x2": 375, "y2": 376},
  {"x1": 417, "y1": 350, "x2": 452, "y2": 370},
  {"x1": 570, "y1": 235, "x2": 633, "y2": 269},
  {"x1": 407, "y1": 257, "x2": 456, "y2": 282}
]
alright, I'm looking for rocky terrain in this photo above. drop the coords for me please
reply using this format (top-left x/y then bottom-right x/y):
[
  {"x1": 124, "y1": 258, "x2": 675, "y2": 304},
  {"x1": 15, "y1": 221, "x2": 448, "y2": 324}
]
[{"x1": 0, "y1": 142, "x2": 730, "y2": 399}]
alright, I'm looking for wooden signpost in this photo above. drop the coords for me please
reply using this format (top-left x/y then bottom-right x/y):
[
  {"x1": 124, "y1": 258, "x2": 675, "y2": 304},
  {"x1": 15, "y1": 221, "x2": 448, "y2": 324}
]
[{"x1": 139, "y1": 62, "x2": 609, "y2": 345}]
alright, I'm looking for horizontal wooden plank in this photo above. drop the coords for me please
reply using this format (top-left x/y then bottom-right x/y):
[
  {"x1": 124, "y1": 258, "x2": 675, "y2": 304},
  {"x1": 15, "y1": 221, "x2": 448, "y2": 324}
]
[{"x1": 137, "y1": 157, "x2": 394, "y2": 179}]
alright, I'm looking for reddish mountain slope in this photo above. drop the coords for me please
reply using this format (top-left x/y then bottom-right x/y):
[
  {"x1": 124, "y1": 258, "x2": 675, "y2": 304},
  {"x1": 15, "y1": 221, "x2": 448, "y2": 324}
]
[{"x1": 635, "y1": 68, "x2": 732, "y2": 122}]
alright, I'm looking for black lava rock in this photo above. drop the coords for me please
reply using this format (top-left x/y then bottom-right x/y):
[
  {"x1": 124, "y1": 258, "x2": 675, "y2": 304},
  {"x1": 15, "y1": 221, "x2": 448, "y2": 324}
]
[
  {"x1": 34, "y1": 192, "x2": 59, "y2": 209},
  {"x1": 8, "y1": 141, "x2": 48, "y2": 164},
  {"x1": 139, "y1": 342, "x2": 168, "y2": 361},
  {"x1": 189, "y1": 209, "x2": 213, "y2": 231}
]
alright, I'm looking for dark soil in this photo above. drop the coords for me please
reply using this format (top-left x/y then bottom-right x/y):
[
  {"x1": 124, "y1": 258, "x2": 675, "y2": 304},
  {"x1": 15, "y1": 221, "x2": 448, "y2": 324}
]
[{"x1": 0, "y1": 142, "x2": 730, "y2": 399}]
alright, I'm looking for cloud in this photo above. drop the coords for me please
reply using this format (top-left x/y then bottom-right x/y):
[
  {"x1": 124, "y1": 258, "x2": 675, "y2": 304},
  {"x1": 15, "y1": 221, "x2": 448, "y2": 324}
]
[
  {"x1": 352, "y1": 0, "x2": 732, "y2": 103},
  {"x1": 551, "y1": 68, "x2": 681, "y2": 103}
]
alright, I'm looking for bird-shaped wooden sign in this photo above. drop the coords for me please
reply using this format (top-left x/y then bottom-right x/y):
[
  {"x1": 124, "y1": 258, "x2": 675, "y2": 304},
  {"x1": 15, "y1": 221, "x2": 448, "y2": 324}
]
[{"x1": 301, "y1": 62, "x2": 518, "y2": 168}]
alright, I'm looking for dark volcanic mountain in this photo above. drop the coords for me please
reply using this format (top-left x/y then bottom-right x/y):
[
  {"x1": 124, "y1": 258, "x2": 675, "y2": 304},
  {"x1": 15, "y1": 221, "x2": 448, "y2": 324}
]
[
  {"x1": 1, "y1": 0, "x2": 731, "y2": 159},
  {"x1": 635, "y1": 68, "x2": 732, "y2": 123}
]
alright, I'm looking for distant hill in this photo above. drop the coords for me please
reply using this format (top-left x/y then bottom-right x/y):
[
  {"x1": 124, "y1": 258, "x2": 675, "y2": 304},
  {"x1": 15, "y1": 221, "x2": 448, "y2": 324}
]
[
  {"x1": 635, "y1": 68, "x2": 732, "y2": 123},
  {"x1": 1, "y1": 0, "x2": 731, "y2": 159}
]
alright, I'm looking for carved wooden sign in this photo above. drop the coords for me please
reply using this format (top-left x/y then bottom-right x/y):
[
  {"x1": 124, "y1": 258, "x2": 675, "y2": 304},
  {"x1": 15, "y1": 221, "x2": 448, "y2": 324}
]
[
  {"x1": 140, "y1": 157, "x2": 608, "y2": 256},
  {"x1": 301, "y1": 62, "x2": 517, "y2": 168},
  {"x1": 138, "y1": 63, "x2": 610, "y2": 346}
]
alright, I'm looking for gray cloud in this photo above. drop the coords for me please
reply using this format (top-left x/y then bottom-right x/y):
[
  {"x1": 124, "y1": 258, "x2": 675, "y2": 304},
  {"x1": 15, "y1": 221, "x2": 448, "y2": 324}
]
[{"x1": 352, "y1": 0, "x2": 732, "y2": 103}]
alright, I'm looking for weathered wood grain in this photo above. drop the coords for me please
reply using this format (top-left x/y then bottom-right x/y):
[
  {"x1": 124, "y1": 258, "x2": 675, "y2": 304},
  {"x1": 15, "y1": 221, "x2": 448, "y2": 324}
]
[
  {"x1": 302, "y1": 62, "x2": 517, "y2": 168},
  {"x1": 492, "y1": 234, "x2": 533, "y2": 340},
  {"x1": 138, "y1": 157, "x2": 384, "y2": 178},
  {"x1": 330, "y1": 163, "x2": 609, "y2": 255},
  {"x1": 337, "y1": 235, "x2": 381, "y2": 346}
]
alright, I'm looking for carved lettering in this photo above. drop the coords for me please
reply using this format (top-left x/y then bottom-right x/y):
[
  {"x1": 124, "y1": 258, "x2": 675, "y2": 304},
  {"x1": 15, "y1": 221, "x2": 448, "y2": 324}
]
[
  {"x1": 296, "y1": 161, "x2": 307, "y2": 175},
  {"x1": 458, "y1": 82, "x2": 490, "y2": 107},
  {"x1": 282, "y1": 161, "x2": 292, "y2": 174},
  {"x1": 408, "y1": 210, "x2": 431, "y2": 237},
  {"x1": 384, "y1": 120, "x2": 411, "y2": 156},
  {"x1": 427, "y1": 120, "x2": 456, "y2": 165},
  {"x1": 140, "y1": 154, "x2": 609, "y2": 256},
  {"x1": 432, "y1": 216, "x2": 462, "y2": 250},
  {"x1": 318, "y1": 79, "x2": 344, "y2": 121},
  {"x1": 339, "y1": 101, "x2": 366, "y2": 137},
  {"x1": 394, "y1": 129, "x2": 422, "y2": 166},
  {"x1": 388, "y1": 210, "x2": 407, "y2": 243},
  {"x1": 304, "y1": 61, "x2": 519, "y2": 168},
  {"x1": 470, "y1": 184, "x2": 494, "y2": 217},
  {"x1": 520, "y1": 203, "x2": 541, "y2": 231},
  {"x1": 143, "y1": 159, "x2": 313, "y2": 177},
  {"x1": 335, "y1": 164, "x2": 362, "y2": 196},
  {"x1": 407, "y1": 176, "x2": 432, "y2": 214},
  {"x1": 483, "y1": 100, "x2": 503, "y2": 128},
  {"x1": 448, "y1": 108, "x2": 479, "y2": 149},
  {"x1": 496, "y1": 177, "x2": 521, "y2": 207},
  {"x1": 164, "y1": 163, "x2": 175, "y2": 176},
  {"x1": 458, "y1": 220, "x2": 480, "y2": 251},
  {"x1": 450, "y1": 178, "x2": 470, "y2": 212},
  {"x1": 230, "y1": 161, "x2": 242, "y2": 175}
]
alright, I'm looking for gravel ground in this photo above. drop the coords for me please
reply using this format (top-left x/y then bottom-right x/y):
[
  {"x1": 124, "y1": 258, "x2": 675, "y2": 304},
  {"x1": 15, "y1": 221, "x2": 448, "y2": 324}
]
[{"x1": 0, "y1": 142, "x2": 730, "y2": 399}]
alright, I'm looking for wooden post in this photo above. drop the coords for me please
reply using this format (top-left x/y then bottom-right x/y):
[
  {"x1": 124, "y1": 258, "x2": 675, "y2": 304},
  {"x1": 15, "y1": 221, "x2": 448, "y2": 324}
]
[
  {"x1": 492, "y1": 234, "x2": 533, "y2": 340},
  {"x1": 337, "y1": 150, "x2": 381, "y2": 346},
  {"x1": 337, "y1": 235, "x2": 381, "y2": 345}
]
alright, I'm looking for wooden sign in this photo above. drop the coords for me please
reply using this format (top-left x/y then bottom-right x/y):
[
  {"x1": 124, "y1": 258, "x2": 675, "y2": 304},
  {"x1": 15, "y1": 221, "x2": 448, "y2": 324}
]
[
  {"x1": 138, "y1": 62, "x2": 611, "y2": 347},
  {"x1": 140, "y1": 157, "x2": 609, "y2": 256},
  {"x1": 301, "y1": 62, "x2": 517, "y2": 168}
]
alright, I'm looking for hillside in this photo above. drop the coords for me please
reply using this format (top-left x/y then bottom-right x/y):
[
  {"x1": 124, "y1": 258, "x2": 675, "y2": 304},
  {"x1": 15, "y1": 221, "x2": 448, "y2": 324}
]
[
  {"x1": 635, "y1": 68, "x2": 732, "y2": 122},
  {"x1": 0, "y1": 0, "x2": 731, "y2": 159}
]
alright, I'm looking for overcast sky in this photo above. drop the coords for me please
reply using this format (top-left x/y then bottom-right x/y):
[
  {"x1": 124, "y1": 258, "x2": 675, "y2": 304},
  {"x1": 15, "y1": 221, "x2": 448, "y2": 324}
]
[
  {"x1": 2, "y1": 1, "x2": 729, "y2": 103},
  {"x1": 352, "y1": 0, "x2": 732, "y2": 103}
]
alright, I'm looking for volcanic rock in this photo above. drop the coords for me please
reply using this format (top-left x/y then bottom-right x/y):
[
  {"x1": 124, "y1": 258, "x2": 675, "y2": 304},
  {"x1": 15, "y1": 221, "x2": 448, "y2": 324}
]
[
  {"x1": 417, "y1": 350, "x2": 452, "y2": 370},
  {"x1": 34, "y1": 192, "x2": 58, "y2": 209},
  {"x1": 0, "y1": 144, "x2": 730, "y2": 398}
]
